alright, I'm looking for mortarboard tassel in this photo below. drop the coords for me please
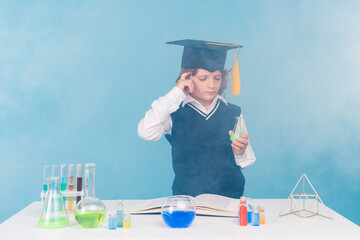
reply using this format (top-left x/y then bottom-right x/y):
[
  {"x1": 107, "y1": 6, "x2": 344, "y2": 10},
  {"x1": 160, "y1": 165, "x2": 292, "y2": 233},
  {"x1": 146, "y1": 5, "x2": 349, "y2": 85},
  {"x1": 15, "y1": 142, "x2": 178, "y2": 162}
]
[{"x1": 231, "y1": 51, "x2": 240, "y2": 95}]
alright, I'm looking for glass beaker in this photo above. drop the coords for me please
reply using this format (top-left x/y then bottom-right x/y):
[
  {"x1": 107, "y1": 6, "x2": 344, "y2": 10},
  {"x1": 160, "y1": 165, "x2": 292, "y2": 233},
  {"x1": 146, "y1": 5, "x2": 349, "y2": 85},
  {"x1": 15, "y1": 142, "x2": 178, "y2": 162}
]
[
  {"x1": 161, "y1": 195, "x2": 196, "y2": 228},
  {"x1": 74, "y1": 163, "x2": 106, "y2": 228},
  {"x1": 38, "y1": 177, "x2": 69, "y2": 229},
  {"x1": 230, "y1": 116, "x2": 243, "y2": 141}
]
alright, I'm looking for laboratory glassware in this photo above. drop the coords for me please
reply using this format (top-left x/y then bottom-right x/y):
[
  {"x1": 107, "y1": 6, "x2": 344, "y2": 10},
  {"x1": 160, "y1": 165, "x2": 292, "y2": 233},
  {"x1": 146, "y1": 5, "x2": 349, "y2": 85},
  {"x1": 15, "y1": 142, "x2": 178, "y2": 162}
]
[
  {"x1": 68, "y1": 164, "x2": 75, "y2": 212},
  {"x1": 161, "y1": 195, "x2": 196, "y2": 228},
  {"x1": 117, "y1": 200, "x2": 124, "y2": 227},
  {"x1": 259, "y1": 206, "x2": 265, "y2": 224},
  {"x1": 252, "y1": 206, "x2": 260, "y2": 226},
  {"x1": 239, "y1": 196, "x2": 247, "y2": 226},
  {"x1": 43, "y1": 165, "x2": 50, "y2": 194},
  {"x1": 230, "y1": 116, "x2": 243, "y2": 141},
  {"x1": 108, "y1": 214, "x2": 117, "y2": 230},
  {"x1": 76, "y1": 164, "x2": 83, "y2": 204},
  {"x1": 74, "y1": 163, "x2": 106, "y2": 228},
  {"x1": 38, "y1": 177, "x2": 69, "y2": 229},
  {"x1": 51, "y1": 165, "x2": 59, "y2": 177},
  {"x1": 123, "y1": 213, "x2": 131, "y2": 229},
  {"x1": 60, "y1": 164, "x2": 67, "y2": 203},
  {"x1": 247, "y1": 198, "x2": 253, "y2": 223}
]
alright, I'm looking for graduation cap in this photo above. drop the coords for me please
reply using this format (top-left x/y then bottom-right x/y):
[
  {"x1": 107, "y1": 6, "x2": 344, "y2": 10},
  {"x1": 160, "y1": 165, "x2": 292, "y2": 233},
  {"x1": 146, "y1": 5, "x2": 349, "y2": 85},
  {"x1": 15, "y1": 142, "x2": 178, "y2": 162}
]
[{"x1": 166, "y1": 39, "x2": 243, "y2": 95}]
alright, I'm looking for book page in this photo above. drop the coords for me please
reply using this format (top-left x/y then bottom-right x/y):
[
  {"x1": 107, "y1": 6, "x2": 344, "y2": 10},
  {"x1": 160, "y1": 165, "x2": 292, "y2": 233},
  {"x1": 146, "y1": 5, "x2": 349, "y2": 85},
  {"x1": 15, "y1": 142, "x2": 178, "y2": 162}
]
[
  {"x1": 194, "y1": 194, "x2": 239, "y2": 213},
  {"x1": 196, "y1": 207, "x2": 237, "y2": 217},
  {"x1": 130, "y1": 197, "x2": 166, "y2": 213}
]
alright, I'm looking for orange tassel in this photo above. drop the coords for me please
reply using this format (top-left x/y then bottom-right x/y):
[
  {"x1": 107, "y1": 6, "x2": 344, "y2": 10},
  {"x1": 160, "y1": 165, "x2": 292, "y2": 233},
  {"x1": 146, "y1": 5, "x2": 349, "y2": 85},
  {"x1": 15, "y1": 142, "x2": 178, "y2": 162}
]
[{"x1": 231, "y1": 57, "x2": 240, "y2": 95}]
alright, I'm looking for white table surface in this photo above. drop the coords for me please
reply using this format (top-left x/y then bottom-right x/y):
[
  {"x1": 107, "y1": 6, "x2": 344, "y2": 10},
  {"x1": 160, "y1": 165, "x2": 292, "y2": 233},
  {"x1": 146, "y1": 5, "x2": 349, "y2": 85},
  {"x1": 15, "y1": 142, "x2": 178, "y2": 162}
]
[{"x1": 0, "y1": 199, "x2": 359, "y2": 240}]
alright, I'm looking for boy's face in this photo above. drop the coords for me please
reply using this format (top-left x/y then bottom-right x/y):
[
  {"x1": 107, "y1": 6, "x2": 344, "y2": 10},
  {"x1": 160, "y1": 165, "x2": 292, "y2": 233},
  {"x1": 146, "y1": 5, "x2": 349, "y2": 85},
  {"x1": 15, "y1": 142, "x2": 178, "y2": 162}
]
[{"x1": 190, "y1": 69, "x2": 222, "y2": 105}]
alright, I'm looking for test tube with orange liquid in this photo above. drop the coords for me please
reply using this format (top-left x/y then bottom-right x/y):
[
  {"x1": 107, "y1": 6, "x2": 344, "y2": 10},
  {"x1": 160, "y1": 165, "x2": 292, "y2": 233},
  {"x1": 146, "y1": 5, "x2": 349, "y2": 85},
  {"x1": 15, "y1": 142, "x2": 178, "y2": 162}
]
[{"x1": 68, "y1": 164, "x2": 75, "y2": 212}]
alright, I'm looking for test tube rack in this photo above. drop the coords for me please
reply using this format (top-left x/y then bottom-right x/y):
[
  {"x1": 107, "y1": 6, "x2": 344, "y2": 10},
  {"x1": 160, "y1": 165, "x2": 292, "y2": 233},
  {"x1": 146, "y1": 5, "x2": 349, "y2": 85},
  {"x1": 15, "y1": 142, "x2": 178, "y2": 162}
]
[
  {"x1": 41, "y1": 163, "x2": 85, "y2": 212},
  {"x1": 40, "y1": 190, "x2": 84, "y2": 212},
  {"x1": 40, "y1": 190, "x2": 84, "y2": 200}
]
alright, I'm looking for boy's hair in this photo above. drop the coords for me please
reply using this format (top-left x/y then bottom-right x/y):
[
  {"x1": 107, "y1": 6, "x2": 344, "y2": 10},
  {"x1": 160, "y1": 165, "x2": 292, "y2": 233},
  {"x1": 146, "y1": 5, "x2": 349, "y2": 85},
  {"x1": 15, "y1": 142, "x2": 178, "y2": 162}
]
[{"x1": 176, "y1": 68, "x2": 231, "y2": 96}]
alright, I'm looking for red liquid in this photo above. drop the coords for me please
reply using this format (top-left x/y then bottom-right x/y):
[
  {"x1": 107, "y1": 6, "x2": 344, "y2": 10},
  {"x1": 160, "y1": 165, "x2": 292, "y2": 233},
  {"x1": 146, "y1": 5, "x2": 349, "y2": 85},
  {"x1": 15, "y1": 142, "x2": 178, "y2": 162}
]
[{"x1": 239, "y1": 205, "x2": 247, "y2": 226}]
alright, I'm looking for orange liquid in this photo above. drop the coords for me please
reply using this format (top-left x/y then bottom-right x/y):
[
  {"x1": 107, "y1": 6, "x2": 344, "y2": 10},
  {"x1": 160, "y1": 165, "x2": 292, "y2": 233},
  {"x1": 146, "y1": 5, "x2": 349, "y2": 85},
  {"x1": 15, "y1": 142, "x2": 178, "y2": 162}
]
[
  {"x1": 68, "y1": 177, "x2": 74, "y2": 212},
  {"x1": 260, "y1": 213, "x2": 265, "y2": 224}
]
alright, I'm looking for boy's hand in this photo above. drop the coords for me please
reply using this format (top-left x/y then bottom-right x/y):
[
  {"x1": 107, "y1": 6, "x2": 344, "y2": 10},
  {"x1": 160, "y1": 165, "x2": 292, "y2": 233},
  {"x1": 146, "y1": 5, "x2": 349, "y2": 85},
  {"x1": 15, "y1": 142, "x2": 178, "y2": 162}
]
[
  {"x1": 228, "y1": 130, "x2": 249, "y2": 155},
  {"x1": 176, "y1": 72, "x2": 194, "y2": 94}
]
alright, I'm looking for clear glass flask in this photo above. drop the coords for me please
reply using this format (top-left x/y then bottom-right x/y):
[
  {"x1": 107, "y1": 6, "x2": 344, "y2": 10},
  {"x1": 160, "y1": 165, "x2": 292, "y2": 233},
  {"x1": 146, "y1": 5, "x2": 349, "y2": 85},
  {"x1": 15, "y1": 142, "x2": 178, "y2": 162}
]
[
  {"x1": 38, "y1": 177, "x2": 69, "y2": 229},
  {"x1": 161, "y1": 195, "x2": 196, "y2": 228},
  {"x1": 74, "y1": 163, "x2": 106, "y2": 228},
  {"x1": 230, "y1": 116, "x2": 244, "y2": 141}
]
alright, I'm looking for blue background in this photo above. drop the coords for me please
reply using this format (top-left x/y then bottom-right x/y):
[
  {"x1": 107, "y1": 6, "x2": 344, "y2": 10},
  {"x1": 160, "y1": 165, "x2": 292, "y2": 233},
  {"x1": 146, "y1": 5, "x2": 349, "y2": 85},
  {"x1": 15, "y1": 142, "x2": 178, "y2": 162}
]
[{"x1": 0, "y1": 0, "x2": 359, "y2": 226}]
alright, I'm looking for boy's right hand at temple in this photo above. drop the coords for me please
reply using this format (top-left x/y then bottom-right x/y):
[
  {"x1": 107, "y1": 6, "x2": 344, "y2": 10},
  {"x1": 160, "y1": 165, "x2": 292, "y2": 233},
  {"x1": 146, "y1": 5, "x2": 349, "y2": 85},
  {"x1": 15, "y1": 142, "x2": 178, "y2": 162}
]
[{"x1": 176, "y1": 72, "x2": 194, "y2": 95}]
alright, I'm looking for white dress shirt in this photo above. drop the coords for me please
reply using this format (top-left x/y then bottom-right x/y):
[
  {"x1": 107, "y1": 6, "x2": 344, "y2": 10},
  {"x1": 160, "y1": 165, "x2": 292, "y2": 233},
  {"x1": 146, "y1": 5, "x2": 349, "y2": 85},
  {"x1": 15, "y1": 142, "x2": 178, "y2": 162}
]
[{"x1": 138, "y1": 87, "x2": 256, "y2": 168}]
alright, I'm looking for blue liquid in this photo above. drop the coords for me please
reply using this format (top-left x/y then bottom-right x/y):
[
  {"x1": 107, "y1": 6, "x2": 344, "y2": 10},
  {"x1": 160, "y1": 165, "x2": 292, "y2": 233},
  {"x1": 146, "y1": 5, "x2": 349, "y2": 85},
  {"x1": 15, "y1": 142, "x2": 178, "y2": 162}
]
[
  {"x1": 162, "y1": 210, "x2": 196, "y2": 228},
  {"x1": 109, "y1": 217, "x2": 117, "y2": 230},
  {"x1": 117, "y1": 210, "x2": 123, "y2": 227},
  {"x1": 252, "y1": 212, "x2": 260, "y2": 226},
  {"x1": 247, "y1": 210, "x2": 253, "y2": 223}
]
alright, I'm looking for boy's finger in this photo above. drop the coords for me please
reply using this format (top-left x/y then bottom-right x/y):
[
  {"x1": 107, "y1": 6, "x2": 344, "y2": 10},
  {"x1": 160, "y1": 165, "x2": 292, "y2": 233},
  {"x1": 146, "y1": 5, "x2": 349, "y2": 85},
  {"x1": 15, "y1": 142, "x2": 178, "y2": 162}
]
[
  {"x1": 236, "y1": 137, "x2": 249, "y2": 145},
  {"x1": 240, "y1": 134, "x2": 249, "y2": 139},
  {"x1": 180, "y1": 72, "x2": 191, "y2": 80},
  {"x1": 233, "y1": 141, "x2": 246, "y2": 149},
  {"x1": 229, "y1": 130, "x2": 234, "y2": 136},
  {"x1": 232, "y1": 143, "x2": 245, "y2": 152}
]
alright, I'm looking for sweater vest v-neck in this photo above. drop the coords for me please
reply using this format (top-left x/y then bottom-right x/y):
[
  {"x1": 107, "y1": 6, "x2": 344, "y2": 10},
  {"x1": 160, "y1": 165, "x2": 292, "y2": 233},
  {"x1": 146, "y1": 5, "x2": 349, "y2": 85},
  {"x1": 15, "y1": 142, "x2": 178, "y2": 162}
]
[{"x1": 165, "y1": 100, "x2": 245, "y2": 198}]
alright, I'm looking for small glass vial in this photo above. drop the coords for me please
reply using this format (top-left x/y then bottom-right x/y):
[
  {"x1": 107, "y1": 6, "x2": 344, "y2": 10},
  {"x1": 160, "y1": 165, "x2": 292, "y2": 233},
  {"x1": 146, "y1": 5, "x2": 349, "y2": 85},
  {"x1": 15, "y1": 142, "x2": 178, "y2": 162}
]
[
  {"x1": 247, "y1": 198, "x2": 253, "y2": 224},
  {"x1": 239, "y1": 197, "x2": 247, "y2": 226},
  {"x1": 259, "y1": 206, "x2": 265, "y2": 225},
  {"x1": 117, "y1": 200, "x2": 124, "y2": 227},
  {"x1": 123, "y1": 213, "x2": 131, "y2": 229},
  {"x1": 108, "y1": 214, "x2": 117, "y2": 230},
  {"x1": 251, "y1": 206, "x2": 260, "y2": 226}
]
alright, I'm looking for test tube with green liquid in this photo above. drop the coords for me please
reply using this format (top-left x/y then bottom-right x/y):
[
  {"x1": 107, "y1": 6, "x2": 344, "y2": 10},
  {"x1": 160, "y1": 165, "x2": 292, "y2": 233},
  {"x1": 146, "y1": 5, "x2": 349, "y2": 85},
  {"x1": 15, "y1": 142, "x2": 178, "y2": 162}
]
[{"x1": 60, "y1": 164, "x2": 67, "y2": 203}]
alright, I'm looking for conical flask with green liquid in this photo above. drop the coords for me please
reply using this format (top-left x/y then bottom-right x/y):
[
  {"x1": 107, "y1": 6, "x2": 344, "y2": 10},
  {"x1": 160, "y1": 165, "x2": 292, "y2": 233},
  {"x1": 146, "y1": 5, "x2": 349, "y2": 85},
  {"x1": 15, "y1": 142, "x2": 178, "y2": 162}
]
[
  {"x1": 38, "y1": 177, "x2": 69, "y2": 229},
  {"x1": 230, "y1": 116, "x2": 243, "y2": 141}
]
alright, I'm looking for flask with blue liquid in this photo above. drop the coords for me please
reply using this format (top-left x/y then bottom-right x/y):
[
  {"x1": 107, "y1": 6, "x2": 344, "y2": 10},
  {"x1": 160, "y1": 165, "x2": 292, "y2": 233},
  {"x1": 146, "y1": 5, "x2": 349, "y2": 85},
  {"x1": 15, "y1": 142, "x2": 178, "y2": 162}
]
[{"x1": 161, "y1": 195, "x2": 196, "y2": 228}]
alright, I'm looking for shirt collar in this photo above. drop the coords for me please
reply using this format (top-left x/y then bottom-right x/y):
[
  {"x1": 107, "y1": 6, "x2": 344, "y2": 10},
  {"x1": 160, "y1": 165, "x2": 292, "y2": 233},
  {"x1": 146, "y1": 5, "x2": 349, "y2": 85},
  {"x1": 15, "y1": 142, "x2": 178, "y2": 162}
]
[{"x1": 181, "y1": 94, "x2": 228, "y2": 108}]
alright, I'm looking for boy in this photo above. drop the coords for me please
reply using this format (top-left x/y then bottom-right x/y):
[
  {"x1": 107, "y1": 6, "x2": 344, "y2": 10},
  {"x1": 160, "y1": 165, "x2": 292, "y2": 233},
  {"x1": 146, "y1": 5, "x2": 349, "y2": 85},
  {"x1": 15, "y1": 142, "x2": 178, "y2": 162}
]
[{"x1": 138, "y1": 40, "x2": 256, "y2": 198}]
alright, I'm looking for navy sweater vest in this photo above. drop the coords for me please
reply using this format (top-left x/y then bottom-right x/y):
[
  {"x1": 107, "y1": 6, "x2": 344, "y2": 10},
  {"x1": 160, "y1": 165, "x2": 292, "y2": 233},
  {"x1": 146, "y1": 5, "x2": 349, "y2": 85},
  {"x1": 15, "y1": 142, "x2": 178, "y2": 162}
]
[{"x1": 165, "y1": 100, "x2": 245, "y2": 198}]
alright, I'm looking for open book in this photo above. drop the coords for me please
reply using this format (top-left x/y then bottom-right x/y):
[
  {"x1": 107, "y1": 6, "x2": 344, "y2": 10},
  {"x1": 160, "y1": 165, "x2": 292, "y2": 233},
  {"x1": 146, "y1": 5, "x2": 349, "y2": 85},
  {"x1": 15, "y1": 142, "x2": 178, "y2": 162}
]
[{"x1": 131, "y1": 194, "x2": 239, "y2": 217}]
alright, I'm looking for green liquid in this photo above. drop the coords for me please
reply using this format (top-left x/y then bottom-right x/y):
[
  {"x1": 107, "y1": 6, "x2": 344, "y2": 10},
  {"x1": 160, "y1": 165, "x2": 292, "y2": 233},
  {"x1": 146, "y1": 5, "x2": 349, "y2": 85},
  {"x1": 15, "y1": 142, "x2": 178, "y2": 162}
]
[
  {"x1": 61, "y1": 182, "x2": 66, "y2": 191},
  {"x1": 75, "y1": 210, "x2": 106, "y2": 228},
  {"x1": 61, "y1": 182, "x2": 66, "y2": 202},
  {"x1": 230, "y1": 132, "x2": 242, "y2": 141},
  {"x1": 38, "y1": 217, "x2": 69, "y2": 229}
]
